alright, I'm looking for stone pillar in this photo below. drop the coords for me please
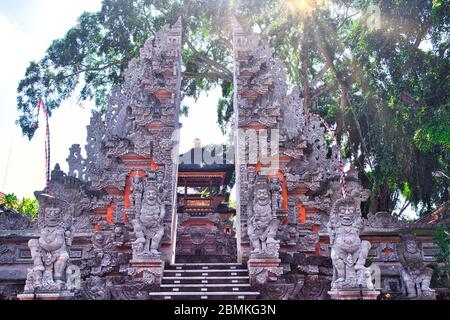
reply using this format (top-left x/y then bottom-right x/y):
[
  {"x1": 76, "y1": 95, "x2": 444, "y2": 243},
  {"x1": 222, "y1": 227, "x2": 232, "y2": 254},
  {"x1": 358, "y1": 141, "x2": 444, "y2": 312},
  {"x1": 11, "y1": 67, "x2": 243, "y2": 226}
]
[{"x1": 232, "y1": 18, "x2": 285, "y2": 263}]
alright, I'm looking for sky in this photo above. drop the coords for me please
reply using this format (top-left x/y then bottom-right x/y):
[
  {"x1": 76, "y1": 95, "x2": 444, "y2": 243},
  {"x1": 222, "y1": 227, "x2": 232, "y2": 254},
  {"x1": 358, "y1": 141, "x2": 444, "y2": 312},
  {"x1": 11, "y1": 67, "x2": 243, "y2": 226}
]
[{"x1": 0, "y1": 0, "x2": 228, "y2": 199}]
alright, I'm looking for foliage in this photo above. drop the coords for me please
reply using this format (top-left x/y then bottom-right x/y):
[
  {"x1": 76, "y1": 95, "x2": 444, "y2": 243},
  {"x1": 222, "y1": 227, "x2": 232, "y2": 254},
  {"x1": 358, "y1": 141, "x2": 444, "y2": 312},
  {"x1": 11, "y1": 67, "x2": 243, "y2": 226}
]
[
  {"x1": 0, "y1": 193, "x2": 39, "y2": 221},
  {"x1": 16, "y1": 0, "x2": 450, "y2": 215},
  {"x1": 1, "y1": 193, "x2": 18, "y2": 208},
  {"x1": 227, "y1": 198, "x2": 237, "y2": 209},
  {"x1": 431, "y1": 226, "x2": 450, "y2": 287}
]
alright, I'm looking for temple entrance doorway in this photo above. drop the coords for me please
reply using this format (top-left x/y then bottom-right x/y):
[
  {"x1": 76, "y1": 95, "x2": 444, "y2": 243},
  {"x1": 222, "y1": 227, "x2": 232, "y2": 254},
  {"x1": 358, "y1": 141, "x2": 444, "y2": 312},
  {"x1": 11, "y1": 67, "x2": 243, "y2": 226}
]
[{"x1": 173, "y1": 89, "x2": 237, "y2": 263}]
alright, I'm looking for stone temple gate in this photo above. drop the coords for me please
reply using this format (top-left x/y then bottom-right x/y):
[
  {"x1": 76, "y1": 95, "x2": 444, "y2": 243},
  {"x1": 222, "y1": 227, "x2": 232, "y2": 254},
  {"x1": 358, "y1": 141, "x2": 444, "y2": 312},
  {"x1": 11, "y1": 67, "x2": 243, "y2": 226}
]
[{"x1": 0, "y1": 18, "x2": 444, "y2": 300}]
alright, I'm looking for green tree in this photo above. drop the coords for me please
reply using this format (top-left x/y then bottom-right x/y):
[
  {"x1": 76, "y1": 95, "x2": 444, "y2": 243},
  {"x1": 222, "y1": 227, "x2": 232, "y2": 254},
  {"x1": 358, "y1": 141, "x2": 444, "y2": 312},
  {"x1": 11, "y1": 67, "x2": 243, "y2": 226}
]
[
  {"x1": 15, "y1": 198, "x2": 40, "y2": 221},
  {"x1": 0, "y1": 193, "x2": 39, "y2": 220},
  {"x1": 1, "y1": 193, "x2": 18, "y2": 209},
  {"x1": 431, "y1": 226, "x2": 450, "y2": 287},
  {"x1": 16, "y1": 0, "x2": 450, "y2": 216}
]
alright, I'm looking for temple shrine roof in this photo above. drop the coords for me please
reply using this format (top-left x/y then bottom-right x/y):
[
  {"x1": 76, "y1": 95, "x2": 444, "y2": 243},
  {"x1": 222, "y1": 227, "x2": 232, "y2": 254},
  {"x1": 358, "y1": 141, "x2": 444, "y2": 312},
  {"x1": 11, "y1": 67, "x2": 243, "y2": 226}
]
[
  {"x1": 415, "y1": 201, "x2": 450, "y2": 225},
  {"x1": 178, "y1": 146, "x2": 234, "y2": 188}
]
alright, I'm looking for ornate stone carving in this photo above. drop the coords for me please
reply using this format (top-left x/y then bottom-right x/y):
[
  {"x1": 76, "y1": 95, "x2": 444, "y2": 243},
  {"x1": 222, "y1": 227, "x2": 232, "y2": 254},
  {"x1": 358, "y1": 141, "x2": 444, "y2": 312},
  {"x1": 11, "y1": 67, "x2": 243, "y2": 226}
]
[
  {"x1": 248, "y1": 264, "x2": 283, "y2": 286},
  {"x1": 379, "y1": 243, "x2": 398, "y2": 262},
  {"x1": 277, "y1": 224, "x2": 297, "y2": 245},
  {"x1": 23, "y1": 192, "x2": 73, "y2": 293},
  {"x1": 365, "y1": 211, "x2": 405, "y2": 231},
  {"x1": 128, "y1": 266, "x2": 163, "y2": 285},
  {"x1": 298, "y1": 232, "x2": 320, "y2": 252},
  {"x1": 66, "y1": 144, "x2": 87, "y2": 181},
  {"x1": 0, "y1": 205, "x2": 34, "y2": 230},
  {"x1": 247, "y1": 178, "x2": 280, "y2": 258},
  {"x1": 0, "y1": 284, "x2": 23, "y2": 300},
  {"x1": 398, "y1": 232, "x2": 436, "y2": 299},
  {"x1": 49, "y1": 164, "x2": 93, "y2": 233},
  {"x1": 131, "y1": 179, "x2": 165, "y2": 259},
  {"x1": 0, "y1": 244, "x2": 17, "y2": 264},
  {"x1": 258, "y1": 282, "x2": 295, "y2": 300},
  {"x1": 289, "y1": 275, "x2": 331, "y2": 300},
  {"x1": 79, "y1": 276, "x2": 110, "y2": 300},
  {"x1": 327, "y1": 194, "x2": 375, "y2": 291}
]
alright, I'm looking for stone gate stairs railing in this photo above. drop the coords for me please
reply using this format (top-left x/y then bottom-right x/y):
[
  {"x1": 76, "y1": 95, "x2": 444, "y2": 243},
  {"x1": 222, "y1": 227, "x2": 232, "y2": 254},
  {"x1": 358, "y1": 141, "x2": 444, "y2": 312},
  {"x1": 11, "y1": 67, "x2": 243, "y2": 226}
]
[{"x1": 149, "y1": 263, "x2": 260, "y2": 300}]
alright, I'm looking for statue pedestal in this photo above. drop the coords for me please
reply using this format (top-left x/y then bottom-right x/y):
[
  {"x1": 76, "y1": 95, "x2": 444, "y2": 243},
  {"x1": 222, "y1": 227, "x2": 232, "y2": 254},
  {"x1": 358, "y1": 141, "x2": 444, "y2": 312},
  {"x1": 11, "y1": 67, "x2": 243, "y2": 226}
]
[
  {"x1": 248, "y1": 257, "x2": 283, "y2": 286},
  {"x1": 405, "y1": 291, "x2": 437, "y2": 300},
  {"x1": 328, "y1": 289, "x2": 380, "y2": 300},
  {"x1": 128, "y1": 257, "x2": 165, "y2": 286},
  {"x1": 17, "y1": 291, "x2": 74, "y2": 300}
]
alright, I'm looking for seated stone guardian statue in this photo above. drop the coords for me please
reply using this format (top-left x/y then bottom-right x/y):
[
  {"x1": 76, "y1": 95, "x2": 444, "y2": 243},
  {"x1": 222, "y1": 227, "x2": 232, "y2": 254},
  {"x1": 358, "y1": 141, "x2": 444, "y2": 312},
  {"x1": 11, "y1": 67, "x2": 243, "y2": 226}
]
[
  {"x1": 131, "y1": 180, "x2": 165, "y2": 258},
  {"x1": 247, "y1": 179, "x2": 280, "y2": 257},
  {"x1": 398, "y1": 232, "x2": 435, "y2": 299},
  {"x1": 24, "y1": 193, "x2": 73, "y2": 292},
  {"x1": 327, "y1": 195, "x2": 374, "y2": 290}
]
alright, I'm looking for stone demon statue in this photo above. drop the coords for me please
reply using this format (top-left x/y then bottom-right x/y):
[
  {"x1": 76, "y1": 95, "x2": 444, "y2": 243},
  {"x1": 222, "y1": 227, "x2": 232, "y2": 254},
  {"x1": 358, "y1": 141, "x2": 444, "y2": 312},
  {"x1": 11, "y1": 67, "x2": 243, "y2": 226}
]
[
  {"x1": 24, "y1": 192, "x2": 73, "y2": 292},
  {"x1": 398, "y1": 232, "x2": 435, "y2": 299},
  {"x1": 327, "y1": 195, "x2": 374, "y2": 290},
  {"x1": 131, "y1": 179, "x2": 165, "y2": 258},
  {"x1": 247, "y1": 178, "x2": 280, "y2": 257}
]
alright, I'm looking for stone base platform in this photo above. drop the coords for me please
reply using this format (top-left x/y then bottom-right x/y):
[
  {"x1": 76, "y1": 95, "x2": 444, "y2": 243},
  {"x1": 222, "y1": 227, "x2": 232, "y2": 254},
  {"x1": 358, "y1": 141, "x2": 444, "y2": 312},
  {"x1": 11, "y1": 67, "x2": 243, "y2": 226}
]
[
  {"x1": 404, "y1": 291, "x2": 437, "y2": 300},
  {"x1": 248, "y1": 257, "x2": 283, "y2": 286},
  {"x1": 328, "y1": 289, "x2": 380, "y2": 300},
  {"x1": 128, "y1": 257, "x2": 165, "y2": 285},
  {"x1": 17, "y1": 291, "x2": 74, "y2": 300}
]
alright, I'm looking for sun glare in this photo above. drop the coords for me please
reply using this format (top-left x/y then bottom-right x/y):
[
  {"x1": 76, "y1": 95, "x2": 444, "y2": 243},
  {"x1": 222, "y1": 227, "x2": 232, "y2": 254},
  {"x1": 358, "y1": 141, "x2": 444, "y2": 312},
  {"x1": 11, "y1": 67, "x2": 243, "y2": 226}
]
[{"x1": 285, "y1": 0, "x2": 329, "y2": 16}]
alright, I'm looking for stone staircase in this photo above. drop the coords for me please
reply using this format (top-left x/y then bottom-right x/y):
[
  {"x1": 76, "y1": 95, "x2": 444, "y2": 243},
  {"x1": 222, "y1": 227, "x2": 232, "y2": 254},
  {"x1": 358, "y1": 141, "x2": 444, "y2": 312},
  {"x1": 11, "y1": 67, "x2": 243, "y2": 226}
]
[{"x1": 149, "y1": 263, "x2": 260, "y2": 300}]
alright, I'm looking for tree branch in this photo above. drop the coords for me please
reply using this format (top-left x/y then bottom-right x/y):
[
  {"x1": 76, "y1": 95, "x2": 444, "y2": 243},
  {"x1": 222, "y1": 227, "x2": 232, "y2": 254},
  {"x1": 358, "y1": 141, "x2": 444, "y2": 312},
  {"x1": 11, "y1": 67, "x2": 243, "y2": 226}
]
[
  {"x1": 182, "y1": 71, "x2": 229, "y2": 81},
  {"x1": 396, "y1": 200, "x2": 411, "y2": 217},
  {"x1": 184, "y1": 37, "x2": 232, "y2": 79},
  {"x1": 313, "y1": 17, "x2": 374, "y2": 171},
  {"x1": 183, "y1": 55, "x2": 233, "y2": 82},
  {"x1": 48, "y1": 58, "x2": 129, "y2": 86},
  {"x1": 310, "y1": 62, "x2": 332, "y2": 89}
]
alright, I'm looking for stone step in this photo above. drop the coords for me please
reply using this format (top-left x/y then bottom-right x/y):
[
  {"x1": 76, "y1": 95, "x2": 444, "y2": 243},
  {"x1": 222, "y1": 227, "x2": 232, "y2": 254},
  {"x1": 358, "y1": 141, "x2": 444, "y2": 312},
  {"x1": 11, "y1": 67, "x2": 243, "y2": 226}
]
[
  {"x1": 149, "y1": 291, "x2": 260, "y2": 300},
  {"x1": 162, "y1": 276, "x2": 250, "y2": 285},
  {"x1": 167, "y1": 263, "x2": 245, "y2": 270},
  {"x1": 171, "y1": 263, "x2": 242, "y2": 266},
  {"x1": 161, "y1": 283, "x2": 251, "y2": 288},
  {"x1": 164, "y1": 269, "x2": 247, "y2": 277},
  {"x1": 160, "y1": 283, "x2": 252, "y2": 292},
  {"x1": 163, "y1": 275, "x2": 248, "y2": 279}
]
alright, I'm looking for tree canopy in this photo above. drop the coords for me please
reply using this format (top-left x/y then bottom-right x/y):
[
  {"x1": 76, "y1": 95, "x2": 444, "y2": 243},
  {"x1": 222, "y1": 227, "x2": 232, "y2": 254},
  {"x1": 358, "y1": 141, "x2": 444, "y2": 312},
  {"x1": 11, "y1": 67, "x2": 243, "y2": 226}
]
[
  {"x1": 16, "y1": 0, "x2": 449, "y2": 216},
  {"x1": 0, "y1": 193, "x2": 39, "y2": 220}
]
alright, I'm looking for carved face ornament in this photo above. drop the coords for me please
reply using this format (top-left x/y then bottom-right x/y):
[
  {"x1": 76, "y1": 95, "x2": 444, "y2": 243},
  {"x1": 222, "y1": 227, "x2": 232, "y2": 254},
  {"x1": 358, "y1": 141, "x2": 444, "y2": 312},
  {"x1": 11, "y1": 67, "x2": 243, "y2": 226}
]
[
  {"x1": 256, "y1": 188, "x2": 270, "y2": 205},
  {"x1": 44, "y1": 207, "x2": 62, "y2": 227},
  {"x1": 145, "y1": 189, "x2": 158, "y2": 204},
  {"x1": 406, "y1": 240, "x2": 418, "y2": 254},
  {"x1": 338, "y1": 206, "x2": 355, "y2": 226}
]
